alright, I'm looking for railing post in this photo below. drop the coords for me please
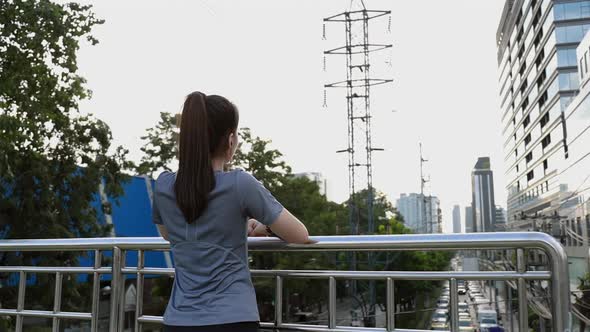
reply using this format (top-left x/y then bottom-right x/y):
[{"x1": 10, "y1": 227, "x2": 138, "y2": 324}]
[
  {"x1": 91, "y1": 249, "x2": 101, "y2": 332},
  {"x1": 118, "y1": 250, "x2": 127, "y2": 332},
  {"x1": 517, "y1": 248, "x2": 528, "y2": 332},
  {"x1": 135, "y1": 249, "x2": 144, "y2": 332},
  {"x1": 52, "y1": 271, "x2": 63, "y2": 332},
  {"x1": 450, "y1": 278, "x2": 459, "y2": 332},
  {"x1": 15, "y1": 271, "x2": 26, "y2": 332},
  {"x1": 328, "y1": 276, "x2": 336, "y2": 329},
  {"x1": 275, "y1": 275, "x2": 283, "y2": 327},
  {"x1": 386, "y1": 277, "x2": 394, "y2": 331},
  {"x1": 110, "y1": 246, "x2": 122, "y2": 332}
]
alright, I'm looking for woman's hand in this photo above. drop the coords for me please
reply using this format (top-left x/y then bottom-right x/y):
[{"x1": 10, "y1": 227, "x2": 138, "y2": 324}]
[{"x1": 247, "y1": 218, "x2": 270, "y2": 237}]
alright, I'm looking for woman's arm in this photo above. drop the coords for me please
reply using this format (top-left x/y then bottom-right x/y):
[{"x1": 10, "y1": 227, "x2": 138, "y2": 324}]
[{"x1": 156, "y1": 224, "x2": 170, "y2": 241}]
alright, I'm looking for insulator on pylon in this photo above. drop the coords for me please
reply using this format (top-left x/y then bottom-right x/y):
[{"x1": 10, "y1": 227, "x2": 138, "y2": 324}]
[
  {"x1": 387, "y1": 15, "x2": 391, "y2": 33},
  {"x1": 323, "y1": 23, "x2": 327, "y2": 40},
  {"x1": 323, "y1": 89, "x2": 328, "y2": 108},
  {"x1": 323, "y1": 56, "x2": 327, "y2": 72}
]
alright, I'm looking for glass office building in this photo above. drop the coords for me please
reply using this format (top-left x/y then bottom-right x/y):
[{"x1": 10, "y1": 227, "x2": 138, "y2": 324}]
[
  {"x1": 497, "y1": 0, "x2": 590, "y2": 325},
  {"x1": 496, "y1": 0, "x2": 590, "y2": 229}
]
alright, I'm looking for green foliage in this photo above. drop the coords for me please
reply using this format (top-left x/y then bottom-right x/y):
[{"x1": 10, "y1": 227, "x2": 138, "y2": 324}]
[
  {"x1": 0, "y1": 0, "x2": 131, "y2": 321},
  {"x1": 135, "y1": 112, "x2": 178, "y2": 177},
  {"x1": 232, "y1": 127, "x2": 292, "y2": 192}
]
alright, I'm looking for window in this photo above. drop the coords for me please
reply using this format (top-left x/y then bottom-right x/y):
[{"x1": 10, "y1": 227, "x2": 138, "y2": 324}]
[
  {"x1": 523, "y1": 114, "x2": 531, "y2": 128},
  {"x1": 555, "y1": 2, "x2": 590, "y2": 21},
  {"x1": 527, "y1": 170, "x2": 535, "y2": 181},
  {"x1": 534, "y1": 28, "x2": 544, "y2": 48},
  {"x1": 515, "y1": 148, "x2": 519, "y2": 157},
  {"x1": 516, "y1": 164, "x2": 520, "y2": 172},
  {"x1": 537, "y1": 70, "x2": 546, "y2": 89},
  {"x1": 520, "y1": 62, "x2": 527, "y2": 77},
  {"x1": 557, "y1": 48, "x2": 577, "y2": 67},
  {"x1": 522, "y1": 97, "x2": 529, "y2": 112},
  {"x1": 555, "y1": 24, "x2": 590, "y2": 43},
  {"x1": 525, "y1": 133, "x2": 532, "y2": 145},
  {"x1": 542, "y1": 134, "x2": 551, "y2": 148},
  {"x1": 513, "y1": 117, "x2": 516, "y2": 126},
  {"x1": 517, "y1": 27, "x2": 524, "y2": 43},
  {"x1": 538, "y1": 91, "x2": 548, "y2": 108},
  {"x1": 532, "y1": 8, "x2": 541, "y2": 27},
  {"x1": 540, "y1": 112, "x2": 550, "y2": 127},
  {"x1": 543, "y1": 159, "x2": 548, "y2": 172},
  {"x1": 559, "y1": 72, "x2": 580, "y2": 90},
  {"x1": 536, "y1": 49, "x2": 545, "y2": 68},
  {"x1": 521, "y1": 79, "x2": 528, "y2": 95},
  {"x1": 526, "y1": 152, "x2": 533, "y2": 163},
  {"x1": 514, "y1": 133, "x2": 517, "y2": 141}
]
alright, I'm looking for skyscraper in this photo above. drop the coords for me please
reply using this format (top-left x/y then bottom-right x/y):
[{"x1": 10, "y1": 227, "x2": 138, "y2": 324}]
[
  {"x1": 495, "y1": 205, "x2": 508, "y2": 232},
  {"x1": 496, "y1": 0, "x2": 590, "y2": 230},
  {"x1": 471, "y1": 157, "x2": 496, "y2": 232},
  {"x1": 465, "y1": 206, "x2": 474, "y2": 233},
  {"x1": 452, "y1": 205, "x2": 461, "y2": 233},
  {"x1": 396, "y1": 193, "x2": 442, "y2": 234}
]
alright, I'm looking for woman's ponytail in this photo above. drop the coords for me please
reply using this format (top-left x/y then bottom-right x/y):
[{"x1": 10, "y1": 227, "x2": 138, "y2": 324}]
[{"x1": 175, "y1": 92, "x2": 215, "y2": 223}]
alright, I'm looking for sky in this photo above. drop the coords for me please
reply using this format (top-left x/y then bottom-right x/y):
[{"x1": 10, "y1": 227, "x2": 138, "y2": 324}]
[{"x1": 74, "y1": 0, "x2": 506, "y2": 233}]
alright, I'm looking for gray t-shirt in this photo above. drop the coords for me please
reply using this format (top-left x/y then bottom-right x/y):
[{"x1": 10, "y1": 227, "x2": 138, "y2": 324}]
[{"x1": 152, "y1": 169, "x2": 283, "y2": 326}]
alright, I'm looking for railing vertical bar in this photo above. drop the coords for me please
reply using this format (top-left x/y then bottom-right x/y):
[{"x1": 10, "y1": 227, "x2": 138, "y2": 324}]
[
  {"x1": 15, "y1": 271, "x2": 26, "y2": 332},
  {"x1": 52, "y1": 271, "x2": 63, "y2": 332},
  {"x1": 450, "y1": 278, "x2": 459, "y2": 332},
  {"x1": 275, "y1": 275, "x2": 283, "y2": 327},
  {"x1": 386, "y1": 277, "x2": 394, "y2": 331},
  {"x1": 135, "y1": 250, "x2": 144, "y2": 332},
  {"x1": 91, "y1": 249, "x2": 101, "y2": 332},
  {"x1": 109, "y1": 247, "x2": 122, "y2": 332},
  {"x1": 118, "y1": 250, "x2": 127, "y2": 332},
  {"x1": 517, "y1": 248, "x2": 528, "y2": 332},
  {"x1": 328, "y1": 276, "x2": 336, "y2": 329}
]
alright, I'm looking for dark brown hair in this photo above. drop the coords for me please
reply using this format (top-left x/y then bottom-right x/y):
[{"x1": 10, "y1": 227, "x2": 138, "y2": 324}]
[{"x1": 175, "y1": 91, "x2": 239, "y2": 223}]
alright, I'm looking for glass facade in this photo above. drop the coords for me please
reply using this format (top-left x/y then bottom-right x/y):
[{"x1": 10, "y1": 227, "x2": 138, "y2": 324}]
[{"x1": 497, "y1": 2, "x2": 590, "y2": 324}]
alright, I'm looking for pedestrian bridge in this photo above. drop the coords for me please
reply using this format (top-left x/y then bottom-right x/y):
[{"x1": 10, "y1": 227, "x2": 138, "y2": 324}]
[{"x1": 0, "y1": 233, "x2": 571, "y2": 332}]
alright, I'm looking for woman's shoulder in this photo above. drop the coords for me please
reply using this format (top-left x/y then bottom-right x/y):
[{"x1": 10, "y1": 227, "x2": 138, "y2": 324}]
[{"x1": 154, "y1": 171, "x2": 176, "y2": 193}]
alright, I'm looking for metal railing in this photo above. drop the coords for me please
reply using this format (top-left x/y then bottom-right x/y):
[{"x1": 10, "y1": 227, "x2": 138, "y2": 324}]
[{"x1": 0, "y1": 232, "x2": 572, "y2": 332}]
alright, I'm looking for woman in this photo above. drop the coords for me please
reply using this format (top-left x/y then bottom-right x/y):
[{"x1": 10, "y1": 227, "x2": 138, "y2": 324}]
[{"x1": 152, "y1": 91, "x2": 312, "y2": 332}]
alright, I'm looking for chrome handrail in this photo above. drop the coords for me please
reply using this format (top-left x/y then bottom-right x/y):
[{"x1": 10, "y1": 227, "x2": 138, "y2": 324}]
[{"x1": 0, "y1": 232, "x2": 571, "y2": 332}]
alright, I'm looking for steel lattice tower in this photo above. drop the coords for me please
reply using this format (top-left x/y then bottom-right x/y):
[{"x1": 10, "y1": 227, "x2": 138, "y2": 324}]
[{"x1": 324, "y1": 1, "x2": 392, "y2": 326}]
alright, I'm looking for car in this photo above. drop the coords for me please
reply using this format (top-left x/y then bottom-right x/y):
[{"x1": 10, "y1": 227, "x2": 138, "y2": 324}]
[
  {"x1": 479, "y1": 317, "x2": 499, "y2": 331},
  {"x1": 458, "y1": 286, "x2": 467, "y2": 294},
  {"x1": 431, "y1": 310, "x2": 448, "y2": 330},
  {"x1": 436, "y1": 298, "x2": 449, "y2": 309},
  {"x1": 458, "y1": 301, "x2": 469, "y2": 313},
  {"x1": 458, "y1": 319, "x2": 477, "y2": 331},
  {"x1": 458, "y1": 312, "x2": 471, "y2": 320},
  {"x1": 469, "y1": 291, "x2": 483, "y2": 300}
]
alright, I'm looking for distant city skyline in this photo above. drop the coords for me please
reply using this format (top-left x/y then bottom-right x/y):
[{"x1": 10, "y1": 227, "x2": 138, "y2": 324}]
[{"x1": 74, "y1": 1, "x2": 506, "y2": 232}]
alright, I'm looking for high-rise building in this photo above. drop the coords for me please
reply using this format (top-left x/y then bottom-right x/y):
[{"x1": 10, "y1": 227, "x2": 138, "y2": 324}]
[
  {"x1": 497, "y1": 1, "x2": 590, "y2": 325},
  {"x1": 496, "y1": 0, "x2": 590, "y2": 230},
  {"x1": 471, "y1": 157, "x2": 496, "y2": 232},
  {"x1": 396, "y1": 193, "x2": 442, "y2": 233},
  {"x1": 465, "y1": 206, "x2": 474, "y2": 233},
  {"x1": 495, "y1": 205, "x2": 508, "y2": 232},
  {"x1": 452, "y1": 205, "x2": 462, "y2": 233}
]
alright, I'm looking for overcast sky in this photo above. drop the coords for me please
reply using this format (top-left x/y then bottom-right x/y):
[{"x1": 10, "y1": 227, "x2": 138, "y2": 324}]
[{"x1": 74, "y1": 0, "x2": 506, "y2": 233}]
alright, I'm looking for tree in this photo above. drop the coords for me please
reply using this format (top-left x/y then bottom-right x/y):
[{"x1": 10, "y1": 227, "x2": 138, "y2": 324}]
[
  {"x1": 0, "y1": 0, "x2": 132, "y2": 314},
  {"x1": 135, "y1": 112, "x2": 178, "y2": 177},
  {"x1": 232, "y1": 128, "x2": 292, "y2": 191}
]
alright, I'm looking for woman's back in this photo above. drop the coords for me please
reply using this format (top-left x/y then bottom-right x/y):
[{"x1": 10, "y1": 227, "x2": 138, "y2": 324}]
[{"x1": 153, "y1": 169, "x2": 283, "y2": 326}]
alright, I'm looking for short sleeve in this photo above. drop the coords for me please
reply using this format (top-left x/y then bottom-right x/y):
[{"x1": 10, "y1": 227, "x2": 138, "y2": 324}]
[
  {"x1": 236, "y1": 171, "x2": 284, "y2": 226},
  {"x1": 152, "y1": 195, "x2": 163, "y2": 225}
]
